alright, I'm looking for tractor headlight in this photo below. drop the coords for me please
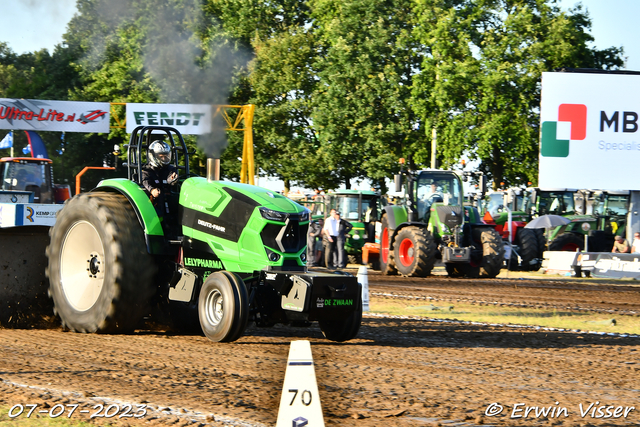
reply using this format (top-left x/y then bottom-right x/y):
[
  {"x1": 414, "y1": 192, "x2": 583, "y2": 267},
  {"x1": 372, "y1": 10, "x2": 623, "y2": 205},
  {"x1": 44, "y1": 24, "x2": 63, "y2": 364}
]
[
  {"x1": 269, "y1": 252, "x2": 280, "y2": 262},
  {"x1": 352, "y1": 234, "x2": 360, "y2": 240},
  {"x1": 300, "y1": 252, "x2": 307, "y2": 262},
  {"x1": 260, "y1": 207, "x2": 288, "y2": 222},
  {"x1": 299, "y1": 209, "x2": 310, "y2": 222}
]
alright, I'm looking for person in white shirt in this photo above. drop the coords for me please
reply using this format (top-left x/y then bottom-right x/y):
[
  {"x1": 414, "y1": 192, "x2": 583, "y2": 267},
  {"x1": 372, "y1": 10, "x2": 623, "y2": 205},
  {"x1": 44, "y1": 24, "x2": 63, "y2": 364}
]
[
  {"x1": 323, "y1": 209, "x2": 340, "y2": 268},
  {"x1": 632, "y1": 232, "x2": 640, "y2": 253}
]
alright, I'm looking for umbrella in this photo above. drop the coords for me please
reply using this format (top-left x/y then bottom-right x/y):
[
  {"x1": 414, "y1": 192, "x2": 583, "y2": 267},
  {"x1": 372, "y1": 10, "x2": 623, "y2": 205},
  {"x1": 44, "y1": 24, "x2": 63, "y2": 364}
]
[{"x1": 524, "y1": 214, "x2": 571, "y2": 229}]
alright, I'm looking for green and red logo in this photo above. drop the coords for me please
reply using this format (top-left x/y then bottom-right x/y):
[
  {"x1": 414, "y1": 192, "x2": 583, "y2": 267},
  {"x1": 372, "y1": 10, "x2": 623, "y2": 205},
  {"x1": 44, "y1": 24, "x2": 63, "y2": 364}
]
[{"x1": 540, "y1": 104, "x2": 587, "y2": 157}]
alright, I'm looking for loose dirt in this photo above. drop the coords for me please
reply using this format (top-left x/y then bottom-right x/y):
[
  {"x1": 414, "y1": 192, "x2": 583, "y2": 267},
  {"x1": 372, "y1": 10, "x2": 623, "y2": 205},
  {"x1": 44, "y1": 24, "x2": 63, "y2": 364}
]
[{"x1": 1, "y1": 270, "x2": 639, "y2": 426}]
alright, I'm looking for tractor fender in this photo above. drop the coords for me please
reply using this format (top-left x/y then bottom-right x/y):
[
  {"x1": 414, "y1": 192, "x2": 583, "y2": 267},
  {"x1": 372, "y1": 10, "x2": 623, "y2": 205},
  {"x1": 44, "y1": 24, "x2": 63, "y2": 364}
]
[
  {"x1": 382, "y1": 205, "x2": 427, "y2": 249},
  {"x1": 93, "y1": 178, "x2": 166, "y2": 253}
]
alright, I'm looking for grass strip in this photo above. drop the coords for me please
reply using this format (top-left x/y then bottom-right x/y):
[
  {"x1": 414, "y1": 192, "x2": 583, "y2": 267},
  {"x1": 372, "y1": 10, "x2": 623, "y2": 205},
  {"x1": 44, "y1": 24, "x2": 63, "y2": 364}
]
[{"x1": 369, "y1": 298, "x2": 640, "y2": 335}]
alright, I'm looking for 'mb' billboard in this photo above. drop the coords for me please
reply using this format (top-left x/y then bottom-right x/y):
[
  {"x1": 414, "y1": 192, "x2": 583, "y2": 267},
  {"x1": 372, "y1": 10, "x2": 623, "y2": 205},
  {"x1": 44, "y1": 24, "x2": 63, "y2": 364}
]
[{"x1": 540, "y1": 72, "x2": 640, "y2": 190}]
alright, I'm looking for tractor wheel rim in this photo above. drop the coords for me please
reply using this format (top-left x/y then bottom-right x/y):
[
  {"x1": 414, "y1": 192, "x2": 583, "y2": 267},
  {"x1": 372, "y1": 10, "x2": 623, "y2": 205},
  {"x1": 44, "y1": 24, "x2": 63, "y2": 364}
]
[
  {"x1": 381, "y1": 228, "x2": 390, "y2": 263},
  {"x1": 205, "y1": 289, "x2": 224, "y2": 326},
  {"x1": 60, "y1": 221, "x2": 105, "y2": 311},
  {"x1": 398, "y1": 239, "x2": 414, "y2": 266}
]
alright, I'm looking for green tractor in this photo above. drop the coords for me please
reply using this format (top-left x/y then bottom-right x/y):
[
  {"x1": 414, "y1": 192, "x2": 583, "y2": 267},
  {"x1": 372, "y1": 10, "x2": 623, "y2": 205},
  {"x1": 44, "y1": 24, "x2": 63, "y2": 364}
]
[
  {"x1": 380, "y1": 168, "x2": 504, "y2": 278},
  {"x1": 537, "y1": 189, "x2": 631, "y2": 252},
  {"x1": 326, "y1": 190, "x2": 385, "y2": 264},
  {"x1": 46, "y1": 126, "x2": 362, "y2": 342},
  {"x1": 295, "y1": 190, "x2": 385, "y2": 265}
]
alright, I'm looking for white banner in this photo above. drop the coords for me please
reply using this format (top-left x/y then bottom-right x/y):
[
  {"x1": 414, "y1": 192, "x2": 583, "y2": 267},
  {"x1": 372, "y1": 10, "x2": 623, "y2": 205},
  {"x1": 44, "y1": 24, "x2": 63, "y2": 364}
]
[
  {"x1": 539, "y1": 72, "x2": 640, "y2": 190},
  {"x1": 126, "y1": 103, "x2": 212, "y2": 135},
  {"x1": 0, "y1": 203, "x2": 64, "y2": 228},
  {"x1": 0, "y1": 99, "x2": 110, "y2": 133}
]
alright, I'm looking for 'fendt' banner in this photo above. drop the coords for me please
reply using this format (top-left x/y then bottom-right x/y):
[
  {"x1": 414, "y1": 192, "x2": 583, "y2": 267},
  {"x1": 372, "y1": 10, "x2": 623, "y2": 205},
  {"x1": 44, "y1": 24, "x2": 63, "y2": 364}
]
[
  {"x1": 126, "y1": 103, "x2": 212, "y2": 135},
  {"x1": 0, "y1": 99, "x2": 110, "y2": 133},
  {"x1": 539, "y1": 72, "x2": 640, "y2": 190}
]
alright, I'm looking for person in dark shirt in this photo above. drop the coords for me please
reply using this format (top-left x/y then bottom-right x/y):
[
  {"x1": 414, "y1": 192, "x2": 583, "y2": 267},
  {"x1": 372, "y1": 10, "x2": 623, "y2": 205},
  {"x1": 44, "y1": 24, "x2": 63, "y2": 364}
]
[{"x1": 141, "y1": 140, "x2": 178, "y2": 220}]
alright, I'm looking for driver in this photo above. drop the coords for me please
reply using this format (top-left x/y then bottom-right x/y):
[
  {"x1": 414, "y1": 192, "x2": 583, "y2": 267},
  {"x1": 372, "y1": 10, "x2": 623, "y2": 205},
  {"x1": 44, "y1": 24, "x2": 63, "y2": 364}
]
[{"x1": 142, "y1": 140, "x2": 178, "y2": 219}]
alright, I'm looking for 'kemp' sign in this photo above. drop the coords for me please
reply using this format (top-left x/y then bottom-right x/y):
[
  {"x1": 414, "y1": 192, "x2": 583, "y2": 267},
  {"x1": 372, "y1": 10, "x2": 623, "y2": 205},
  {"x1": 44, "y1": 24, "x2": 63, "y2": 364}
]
[
  {"x1": 0, "y1": 99, "x2": 110, "y2": 133},
  {"x1": 539, "y1": 72, "x2": 640, "y2": 190},
  {"x1": 126, "y1": 103, "x2": 212, "y2": 135}
]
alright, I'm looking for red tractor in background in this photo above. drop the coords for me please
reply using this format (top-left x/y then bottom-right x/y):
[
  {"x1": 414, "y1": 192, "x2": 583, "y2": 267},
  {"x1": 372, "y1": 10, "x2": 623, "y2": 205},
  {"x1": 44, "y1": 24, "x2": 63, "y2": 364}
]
[
  {"x1": 0, "y1": 157, "x2": 71, "y2": 204},
  {"x1": 476, "y1": 187, "x2": 543, "y2": 271}
]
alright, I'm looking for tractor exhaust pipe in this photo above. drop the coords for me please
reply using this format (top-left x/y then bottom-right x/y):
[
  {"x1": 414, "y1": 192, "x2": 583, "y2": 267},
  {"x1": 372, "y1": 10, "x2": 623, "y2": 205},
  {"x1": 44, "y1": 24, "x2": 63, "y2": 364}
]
[{"x1": 206, "y1": 158, "x2": 220, "y2": 182}]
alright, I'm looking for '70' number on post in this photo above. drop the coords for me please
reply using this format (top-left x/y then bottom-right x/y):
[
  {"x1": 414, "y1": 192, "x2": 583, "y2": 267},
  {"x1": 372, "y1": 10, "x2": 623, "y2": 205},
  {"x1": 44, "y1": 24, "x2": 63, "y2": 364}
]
[{"x1": 288, "y1": 389, "x2": 312, "y2": 406}]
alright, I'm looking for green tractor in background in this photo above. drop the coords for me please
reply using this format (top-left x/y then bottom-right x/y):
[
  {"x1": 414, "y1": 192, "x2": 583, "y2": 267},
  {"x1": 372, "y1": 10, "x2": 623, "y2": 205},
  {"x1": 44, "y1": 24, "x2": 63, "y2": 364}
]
[
  {"x1": 326, "y1": 190, "x2": 385, "y2": 264},
  {"x1": 296, "y1": 190, "x2": 385, "y2": 265},
  {"x1": 534, "y1": 188, "x2": 631, "y2": 252},
  {"x1": 46, "y1": 126, "x2": 362, "y2": 343},
  {"x1": 380, "y1": 167, "x2": 504, "y2": 278}
]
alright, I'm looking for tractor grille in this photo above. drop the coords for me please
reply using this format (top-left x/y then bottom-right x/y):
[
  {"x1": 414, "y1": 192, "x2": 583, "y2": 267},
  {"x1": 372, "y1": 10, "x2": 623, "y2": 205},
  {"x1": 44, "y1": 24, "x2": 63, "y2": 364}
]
[
  {"x1": 261, "y1": 219, "x2": 308, "y2": 253},
  {"x1": 436, "y1": 206, "x2": 464, "y2": 228}
]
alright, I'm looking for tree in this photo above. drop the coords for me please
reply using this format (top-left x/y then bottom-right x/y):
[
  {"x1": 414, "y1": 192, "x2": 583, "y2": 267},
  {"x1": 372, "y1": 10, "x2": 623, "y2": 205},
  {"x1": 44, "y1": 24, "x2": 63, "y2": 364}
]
[
  {"x1": 412, "y1": 0, "x2": 624, "y2": 188},
  {"x1": 310, "y1": 0, "x2": 425, "y2": 190}
]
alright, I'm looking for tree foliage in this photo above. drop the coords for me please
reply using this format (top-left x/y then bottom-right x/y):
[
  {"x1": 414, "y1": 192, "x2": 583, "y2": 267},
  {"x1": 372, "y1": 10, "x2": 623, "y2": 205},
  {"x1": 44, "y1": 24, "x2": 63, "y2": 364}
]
[{"x1": 0, "y1": 0, "x2": 625, "y2": 192}]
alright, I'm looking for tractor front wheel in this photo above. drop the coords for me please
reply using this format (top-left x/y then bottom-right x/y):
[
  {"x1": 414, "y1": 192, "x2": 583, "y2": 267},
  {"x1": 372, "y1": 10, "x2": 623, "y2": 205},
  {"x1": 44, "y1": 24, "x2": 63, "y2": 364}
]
[
  {"x1": 465, "y1": 228, "x2": 504, "y2": 278},
  {"x1": 379, "y1": 215, "x2": 397, "y2": 275},
  {"x1": 393, "y1": 226, "x2": 436, "y2": 277},
  {"x1": 515, "y1": 228, "x2": 541, "y2": 271},
  {"x1": 46, "y1": 192, "x2": 156, "y2": 333},
  {"x1": 198, "y1": 271, "x2": 249, "y2": 342},
  {"x1": 549, "y1": 233, "x2": 584, "y2": 252}
]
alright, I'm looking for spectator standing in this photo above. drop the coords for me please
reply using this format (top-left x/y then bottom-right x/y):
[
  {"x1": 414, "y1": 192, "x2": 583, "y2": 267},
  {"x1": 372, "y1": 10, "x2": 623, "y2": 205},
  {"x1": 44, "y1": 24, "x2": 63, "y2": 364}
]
[
  {"x1": 612, "y1": 235, "x2": 631, "y2": 253},
  {"x1": 632, "y1": 232, "x2": 640, "y2": 253},
  {"x1": 323, "y1": 209, "x2": 340, "y2": 268},
  {"x1": 306, "y1": 219, "x2": 323, "y2": 267},
  {"x1": 334, "y1": 212, "x2": 353, "y2": 268}
]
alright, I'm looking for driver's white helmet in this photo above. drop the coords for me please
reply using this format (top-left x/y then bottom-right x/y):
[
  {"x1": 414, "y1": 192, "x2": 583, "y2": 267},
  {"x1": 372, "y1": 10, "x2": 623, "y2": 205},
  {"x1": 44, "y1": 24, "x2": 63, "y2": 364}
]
[{"x1": 149, "y1": 141, "x2": 172, "y2": 169}]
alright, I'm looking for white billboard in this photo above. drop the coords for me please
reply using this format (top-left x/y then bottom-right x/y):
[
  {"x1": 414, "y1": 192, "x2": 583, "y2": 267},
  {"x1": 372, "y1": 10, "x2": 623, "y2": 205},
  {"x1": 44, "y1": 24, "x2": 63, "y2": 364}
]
[
  {"x1": 539, "y1": 72, "x2": 640, "y2": 190},
  {"x1": 0, "y1": 99, "x2": 110, "y2": 133},
  {"x1": 126, "y1": 103, "x2": 212, "y2": 135}
]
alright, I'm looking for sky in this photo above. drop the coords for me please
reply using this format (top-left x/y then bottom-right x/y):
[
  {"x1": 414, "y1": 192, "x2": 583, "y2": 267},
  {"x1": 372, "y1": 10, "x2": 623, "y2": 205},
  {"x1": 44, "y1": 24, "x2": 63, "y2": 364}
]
[{"x1": 1, "y1": 0, "x2": 639, "y2": 191}]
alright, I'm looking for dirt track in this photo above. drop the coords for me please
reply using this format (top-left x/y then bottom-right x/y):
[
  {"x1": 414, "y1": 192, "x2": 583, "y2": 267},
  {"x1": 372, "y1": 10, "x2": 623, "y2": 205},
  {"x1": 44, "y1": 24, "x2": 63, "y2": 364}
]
[{"x1": 1, "y1": 271, "x2": 640, "y2": 426}]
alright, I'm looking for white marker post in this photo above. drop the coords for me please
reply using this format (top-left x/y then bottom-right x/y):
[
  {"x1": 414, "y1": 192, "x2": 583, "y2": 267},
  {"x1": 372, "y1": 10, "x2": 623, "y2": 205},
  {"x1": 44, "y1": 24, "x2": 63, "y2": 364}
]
[
  {"x1": 357, "y1": 265, "x2": 370, "y2": 311},
  {"x1": 276, "y1": 340, "x2": 325, "y2": 427}
]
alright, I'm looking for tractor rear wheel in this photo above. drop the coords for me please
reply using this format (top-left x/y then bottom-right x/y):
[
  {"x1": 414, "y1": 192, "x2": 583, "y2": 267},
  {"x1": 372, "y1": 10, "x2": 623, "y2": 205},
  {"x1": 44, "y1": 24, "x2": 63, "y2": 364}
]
[
  {"x1": 515, "y1": 228, "x2": 541, "y2": 271},
  {"x1": 466, "y1": 228, "x2": 504, "y2": 278},
  {"x1": 198, "y1": 271, "x2": 249, "y2": 342},
  {"x1": 46, "y1": 192, "x2": 156, "y2": 333},
  {"x1": 319, "y1": 295, "x2": 362, "y2": 342},
  {"x1": 549, "y1": 233, "x2": 584, "y2": 252},
  {"x1": 393, "y1": 226, "x2": 436, "y2": 277},
  {"x1": 379, "y1": 215, "x2": 397, "y2": 275}
]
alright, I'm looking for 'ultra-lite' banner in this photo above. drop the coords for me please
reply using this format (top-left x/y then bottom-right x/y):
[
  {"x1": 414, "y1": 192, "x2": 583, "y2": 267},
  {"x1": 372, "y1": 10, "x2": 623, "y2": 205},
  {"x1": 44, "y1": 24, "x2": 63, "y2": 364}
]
[{"x1": 0, "y1": 99, "x2": 110, "y2": 133}]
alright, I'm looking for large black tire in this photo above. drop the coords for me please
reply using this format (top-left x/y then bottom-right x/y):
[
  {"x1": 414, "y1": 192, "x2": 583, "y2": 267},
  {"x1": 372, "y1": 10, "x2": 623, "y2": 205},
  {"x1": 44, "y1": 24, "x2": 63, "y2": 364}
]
[
  {"x1": 46, "y1": 192, "x2": 156, "y2": 333},
  {"x1": 198, "y1": 271, "x2": 249, "y2": 342},
  {"x1": 379, "y1": 215, "x2": 397, "y2": 275},
  {"x1": 549, "y1": 233, "x2": 584, "y2": 252},
  {"x1": 465, "y1": 228, "x2": 504, "y2": 278},
  {"x1": 514, "y1": 228, "x2": 541, "y2": 271},
  {"x1": 534, "y1": 228, "x2": 547, "y2": 258},
  {"x1": 319, "y1": 294, "x2": 362, "y2": 342},
  {"x1": 393, "y1": 226, "x2": 437, "y2": 277}
]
